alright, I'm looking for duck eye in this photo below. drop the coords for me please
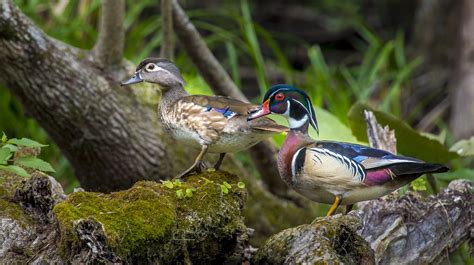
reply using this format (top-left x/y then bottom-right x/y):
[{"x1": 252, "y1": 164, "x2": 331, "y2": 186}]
[
  {"x1": 146, "y1": 64, "x2": 156, "y2": 71},
  {"x1": 275, "y1": 93, "x2": 285, "y2": 101}
]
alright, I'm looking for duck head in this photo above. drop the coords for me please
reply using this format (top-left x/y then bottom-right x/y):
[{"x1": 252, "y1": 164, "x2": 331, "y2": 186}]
[
  {"x1": 248, "y1": 84, "x2": 319, "y2": 133},
  {"x1": 121, "y1": 58, "x2": 185, "y2": 89}
]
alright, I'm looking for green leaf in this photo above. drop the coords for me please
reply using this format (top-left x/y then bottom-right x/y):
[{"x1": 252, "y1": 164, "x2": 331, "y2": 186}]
[
  {"x1": 162, "y1": 180, "x2": 174, "y2": 189},
  {"x1": 223, "y1": 181, "x2": 232, "y2": 189},
  {"x1": 450, "y1": 136, "x2": 474, "y2": 156},
  {"x1": 7, "y1": 138, "x2": 48, "y2": 148},
  {"x1": 220, "y1": 184, "x2": 229, "y2": 194},
  {"x1": 15, "y1": 156, "x2": 55, "y2": 172},
  {"x1": 185, "y1": 188, "x2": 196, "y2": 198},
  {"x1": 410, "y1": 177, "x2": 427, "y2": 191},
  {"x1": 173, "y1": 180, "x2": 182, "y2": 187},
  {"x1": 237, "y1": 181, "x2": 246, "y2": 189},
  {"x1": 348, "y1": 103, "x2": 459, "y2": 163},
  {"x1": 0, "y1": 165, "x2": 29, "y2": 177},
  {"x1": 2, "y1": 144, "x2": 18, "y2": 152},
  {"x1": 1, "y1": 132, "x2": 7, "y2": 143},
  {"x1": 176, "y1": 189, "x2": 184, "y2": 199},
  {"x1": 0, "y1": 147, "x2": 12, "y2": 165}
]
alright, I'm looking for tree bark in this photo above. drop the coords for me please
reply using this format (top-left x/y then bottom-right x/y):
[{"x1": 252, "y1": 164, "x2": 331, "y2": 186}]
[
  {"x1": 357, "y1": 180, "x2": 473, "y2": 264},
  {"x1": 449, "y1": 0, "x2": 474, "y2": 140},
  {"x1": 0, "y1": 0, "x2": 188, "y2": 191},
  {"x1": 93, "y1": 0, "x2": 125, "y2": 68}
]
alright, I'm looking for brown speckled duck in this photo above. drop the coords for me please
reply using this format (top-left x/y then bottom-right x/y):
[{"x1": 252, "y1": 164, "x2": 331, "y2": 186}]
[{"x1": 121, "y1": 58, "x2": 287, "y2": 179}]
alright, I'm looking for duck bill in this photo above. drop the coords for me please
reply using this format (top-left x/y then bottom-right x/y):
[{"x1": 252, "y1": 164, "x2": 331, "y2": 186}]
[
  {"x1": 121, "y1": 73, "x2": 143, "y2": 86},
  {"x1": 247, "y1": 99, "x2": 271, "y2": 121}
]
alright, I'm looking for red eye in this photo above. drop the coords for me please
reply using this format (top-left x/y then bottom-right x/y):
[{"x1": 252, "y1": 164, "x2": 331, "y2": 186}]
[{"x1": 275, "y1": 93, "x2": 285, "y2": 101}]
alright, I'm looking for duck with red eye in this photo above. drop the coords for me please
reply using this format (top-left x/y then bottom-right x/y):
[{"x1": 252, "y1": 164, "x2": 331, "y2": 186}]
[{"x1": 248, "y1": 84, "x2": 449, "y2": 216}]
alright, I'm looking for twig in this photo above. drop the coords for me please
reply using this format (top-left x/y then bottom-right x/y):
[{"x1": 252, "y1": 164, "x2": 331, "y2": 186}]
[
  {"x1": 171, "y1": 0, "x2": 247, "y2": 102},
  {"x1": 93, "y1": 0, "x2": 125, "y2": 68},
  {"x1": 364, "y1": 110, "x2": 397, "y2": 153},
  {"x1": 160, "y1": 0, "x2": 174, "y2": 60}
]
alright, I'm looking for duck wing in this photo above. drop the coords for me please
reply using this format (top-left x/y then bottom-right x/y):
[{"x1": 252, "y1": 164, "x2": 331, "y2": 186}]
[
  {"x1": 182, "y1": 95, "x2": 288, "y2": 133},
  {"x1": 311, "y1": 141, "x2": 448, "y2": 186}
]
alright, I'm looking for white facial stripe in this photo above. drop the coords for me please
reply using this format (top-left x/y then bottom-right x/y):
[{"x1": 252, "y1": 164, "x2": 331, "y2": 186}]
[
  {"x1": 288, "y1": 115, "x2": 308, "y2": 129},
  {"x1": 155, "y1": 66, "x2": 172, "y2": 75},
  {"x1": 282, "y1": 100, "x2": 290, "y2": 116},
  {"x1": 268, "y1": 87, "x2": 290, "y2": 101}
]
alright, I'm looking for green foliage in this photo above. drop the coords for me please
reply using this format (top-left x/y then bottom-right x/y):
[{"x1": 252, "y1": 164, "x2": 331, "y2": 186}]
[
  {"x1": 15, "y1": 156, "x2": 55, "y2": 173},
  {"x1": 220, "y1": 181, "x2": 232, "y2": 194},
  {"x1": 348, "y1": 103, "x2": 459, "y2": 163},
  {"x1": 7, "y1": 138, "x2": 48, "y2": 148},
  {"x1": 0, "y1": 133, "x2": 54, "y2": 177},
  {"x1": 240, "y1": 0, "x2": 269, "y2": 97},
  {"x1": 450, "y1": 137, "x2": 474, "y2": 157},
  {"x1": 410, "y1": 177, "x2": 427, "y2": 191},
  {"x1": 0, "y1": 165, "x2": 29, "y2": 178}
]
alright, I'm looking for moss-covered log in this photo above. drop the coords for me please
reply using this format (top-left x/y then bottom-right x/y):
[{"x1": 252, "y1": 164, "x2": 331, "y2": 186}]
[
  {"x1": 0, "y1": 170, "x2": 249, "y2": 264},
  {"x1": 253, "y1": 214, "x2": 375, "y2": 264}
]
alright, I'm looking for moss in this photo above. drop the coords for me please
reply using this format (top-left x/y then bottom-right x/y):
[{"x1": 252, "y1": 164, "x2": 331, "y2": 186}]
[
  {"x1": 54, "y1": 186, "x2": 176, "y2": 260},
  {"x1": 0, "y1": 172, "x2": 25, "y2": 199},
  {"x1": 243, "y1": 179, "x2": 314, "y2": 246},
  {"x1": 0, "y1": 171, "x2": 33, "y2": 226},
  {"x1": 53, "y1": 171, "x2": 247, "y2": 263},
  {"x1": 0, "y1": 199, "x2": 33, "y2": 226}
]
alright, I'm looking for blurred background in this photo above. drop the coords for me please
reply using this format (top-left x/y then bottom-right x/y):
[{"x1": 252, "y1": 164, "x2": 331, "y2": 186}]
[{"x1": 1, "y1": 0, "x2": 472, "y2": 201}]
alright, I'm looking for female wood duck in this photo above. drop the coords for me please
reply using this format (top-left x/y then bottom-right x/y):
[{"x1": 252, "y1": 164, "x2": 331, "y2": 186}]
[
  {"x1": 121, "y1": 58, "x2": 287, "y2": 179},
  {"x1": 248, "y1": 84, "x2": 449, "y2": 216}
]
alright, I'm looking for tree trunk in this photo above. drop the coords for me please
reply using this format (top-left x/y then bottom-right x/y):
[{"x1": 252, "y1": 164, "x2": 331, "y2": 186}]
[{"x1": 449, "y1": 0, "x2": 474, "y2": 140}]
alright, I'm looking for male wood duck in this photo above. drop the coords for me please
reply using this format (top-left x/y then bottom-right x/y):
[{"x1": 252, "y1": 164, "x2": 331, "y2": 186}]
[
  {"x1": 248, "y1": 84, "x2": 449, "y2": 216},
  {"x1": 121, "y1": 58, "x2": 287, "y2": 179}
]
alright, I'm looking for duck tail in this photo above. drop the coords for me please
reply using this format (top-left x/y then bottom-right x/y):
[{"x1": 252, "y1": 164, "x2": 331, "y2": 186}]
[{"x1": 391, "y1": 162, "x2": 449, "y2": 176}]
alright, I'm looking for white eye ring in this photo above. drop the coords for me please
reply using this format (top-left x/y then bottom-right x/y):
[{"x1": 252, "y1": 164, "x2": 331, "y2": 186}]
[{"x1": 145, "y1": 63, "x2": 158, "y2": 72}]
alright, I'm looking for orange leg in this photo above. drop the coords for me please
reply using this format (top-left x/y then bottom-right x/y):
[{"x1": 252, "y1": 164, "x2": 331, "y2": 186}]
[{"x1": 326, "y1": 195, "x2": 342, "y2": 216}]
